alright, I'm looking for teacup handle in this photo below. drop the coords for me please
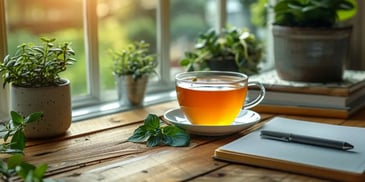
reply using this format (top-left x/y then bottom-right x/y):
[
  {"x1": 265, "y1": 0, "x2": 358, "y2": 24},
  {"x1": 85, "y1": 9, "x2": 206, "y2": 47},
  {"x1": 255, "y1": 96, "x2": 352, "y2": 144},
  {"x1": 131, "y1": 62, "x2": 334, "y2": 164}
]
[{"x1": 244, "y1": 81, "x2": 265, "y2": 110}]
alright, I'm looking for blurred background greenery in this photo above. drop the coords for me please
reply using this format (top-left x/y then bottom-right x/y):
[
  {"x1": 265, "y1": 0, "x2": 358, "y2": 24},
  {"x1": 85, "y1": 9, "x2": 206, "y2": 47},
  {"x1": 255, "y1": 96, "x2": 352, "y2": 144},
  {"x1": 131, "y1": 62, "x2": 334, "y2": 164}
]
[{"x1": 5, "y1": 0, "x2": 267, "y2": 97}]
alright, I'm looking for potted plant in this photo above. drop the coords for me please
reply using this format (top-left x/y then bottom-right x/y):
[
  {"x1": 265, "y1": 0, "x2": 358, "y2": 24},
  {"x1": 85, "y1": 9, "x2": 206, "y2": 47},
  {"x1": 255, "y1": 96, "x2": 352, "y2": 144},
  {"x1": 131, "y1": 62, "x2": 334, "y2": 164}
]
[
  {"x1": 272, "y1": 0, "x2": 357, "y2": 82},
  {"x1": 0, "y1": 37, "x2": 76, "y2": 138},
  {"x1": 179, "y1": 27, "x2": 263, "y2": 76},
  {"x1": 111, "y1": 40, "x2": 157, "y2": 106}
]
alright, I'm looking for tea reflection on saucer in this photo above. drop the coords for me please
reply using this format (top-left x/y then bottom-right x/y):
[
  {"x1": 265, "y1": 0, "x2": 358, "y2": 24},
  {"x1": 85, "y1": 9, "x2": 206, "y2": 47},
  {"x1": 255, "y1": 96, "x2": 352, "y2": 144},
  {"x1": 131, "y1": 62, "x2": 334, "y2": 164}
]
[{"x1": 163, "y1": 108, "x2": 261, "y2": 136}]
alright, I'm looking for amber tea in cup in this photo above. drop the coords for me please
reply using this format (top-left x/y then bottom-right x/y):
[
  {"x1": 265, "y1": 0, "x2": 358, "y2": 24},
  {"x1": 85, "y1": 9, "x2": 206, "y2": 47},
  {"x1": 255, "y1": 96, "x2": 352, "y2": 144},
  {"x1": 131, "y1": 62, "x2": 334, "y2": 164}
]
[{"x1": 175, "y1": 71, "x2": 265, "y2": 126}]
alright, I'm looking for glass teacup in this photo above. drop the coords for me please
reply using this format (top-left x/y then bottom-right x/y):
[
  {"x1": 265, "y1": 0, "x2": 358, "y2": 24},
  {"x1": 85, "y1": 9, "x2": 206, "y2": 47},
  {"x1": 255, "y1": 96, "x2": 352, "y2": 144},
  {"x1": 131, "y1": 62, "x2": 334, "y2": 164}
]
[{"x1": 175, "y1": 71, "x2": 265, "y2": 126}]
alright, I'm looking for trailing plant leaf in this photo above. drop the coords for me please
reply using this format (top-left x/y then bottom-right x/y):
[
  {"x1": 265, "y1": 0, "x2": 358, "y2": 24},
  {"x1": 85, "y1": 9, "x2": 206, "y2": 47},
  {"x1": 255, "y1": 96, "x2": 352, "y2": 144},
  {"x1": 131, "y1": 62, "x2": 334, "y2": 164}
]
[
  {"x1": 0, "y1": 111, "x2": 48, "y2": 182},
  {"x1": 25, "y1": 112, "x2": 44, "y2": 125},
  {"x1": 1, "y1": 111, "x2": 43, "y2": 154},
  {"x1": 0, "y1": 154, "x2": 49, "y2": 182},
  {"x1": 10, "y1": 111, "x2": 24, "y2": 126},
  {"x1": 128, "y1": 114, "x2": 190, "y2": 147},
  {"x1": 10, "y1": 130, "x2": 26, "y2": 151}
]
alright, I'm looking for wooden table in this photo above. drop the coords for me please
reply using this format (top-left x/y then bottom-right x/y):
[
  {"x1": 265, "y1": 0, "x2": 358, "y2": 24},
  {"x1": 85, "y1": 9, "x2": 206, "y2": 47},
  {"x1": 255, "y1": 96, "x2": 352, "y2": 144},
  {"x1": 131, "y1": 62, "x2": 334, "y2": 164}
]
[{"x1": 22, "y1": 101, "x2": 365, "y2": 181}]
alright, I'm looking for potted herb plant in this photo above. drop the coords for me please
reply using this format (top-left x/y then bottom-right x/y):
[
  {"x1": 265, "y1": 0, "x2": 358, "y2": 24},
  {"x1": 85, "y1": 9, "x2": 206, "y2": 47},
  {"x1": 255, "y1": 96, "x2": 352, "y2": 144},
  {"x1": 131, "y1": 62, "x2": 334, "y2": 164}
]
[
  {"x1": 111, "y1": 40, "x2": 157, "y2": 106},
  {"x1": 0, "y1": 37, "x2": 76, "y2": 138},
  {"x1": 272, "y1": 0, "x2": 357, "y2": 82},
  {"x1": 179, "y1": 27, "x2": 263, "y2": 76}
]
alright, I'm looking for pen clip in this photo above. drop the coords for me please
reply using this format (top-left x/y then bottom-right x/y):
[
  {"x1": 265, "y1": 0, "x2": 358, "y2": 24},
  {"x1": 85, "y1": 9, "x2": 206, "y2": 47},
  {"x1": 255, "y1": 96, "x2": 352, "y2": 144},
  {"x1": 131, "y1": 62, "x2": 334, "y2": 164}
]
[
  {"x1": 261, "y1": 134, "x2": 290, "y2": 142},
  {"x1": 260, "y1": 130, "x2": 291, "y2": 142}
]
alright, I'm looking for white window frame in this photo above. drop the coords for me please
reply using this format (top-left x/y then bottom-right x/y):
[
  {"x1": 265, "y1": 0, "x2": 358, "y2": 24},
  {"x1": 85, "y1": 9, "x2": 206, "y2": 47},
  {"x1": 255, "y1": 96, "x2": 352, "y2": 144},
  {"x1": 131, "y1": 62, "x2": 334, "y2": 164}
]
[{"x1": 1, "y1": 0, "x2": 364, "y2": 121}]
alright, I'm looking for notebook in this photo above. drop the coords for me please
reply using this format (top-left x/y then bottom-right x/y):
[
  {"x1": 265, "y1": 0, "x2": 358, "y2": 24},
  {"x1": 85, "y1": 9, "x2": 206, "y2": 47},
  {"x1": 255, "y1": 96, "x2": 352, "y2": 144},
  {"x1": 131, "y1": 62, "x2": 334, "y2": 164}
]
[{"x1": 214, "y1": 117, "x2": 365, "y2": 182}]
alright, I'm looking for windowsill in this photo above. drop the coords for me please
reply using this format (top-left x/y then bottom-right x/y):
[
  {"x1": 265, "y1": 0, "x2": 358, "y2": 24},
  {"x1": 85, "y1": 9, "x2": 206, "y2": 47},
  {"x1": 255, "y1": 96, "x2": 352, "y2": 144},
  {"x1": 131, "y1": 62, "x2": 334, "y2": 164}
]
[{"x1": 72, "y1": 90, "x2": 177, "y2": 122}]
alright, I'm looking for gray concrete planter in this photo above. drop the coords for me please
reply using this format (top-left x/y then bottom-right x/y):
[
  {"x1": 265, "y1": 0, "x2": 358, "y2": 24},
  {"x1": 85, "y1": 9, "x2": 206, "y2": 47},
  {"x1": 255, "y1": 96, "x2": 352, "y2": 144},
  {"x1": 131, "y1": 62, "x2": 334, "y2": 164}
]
[
  {"x1": 10, "y1": 79, "x2": 71, "y2": 138},
  {"x1": 272, "y1": 25, "x2": 352, "y2": 82},
  {"x1": 116, "y1": 75, "x2": 148, "y2": 106}
]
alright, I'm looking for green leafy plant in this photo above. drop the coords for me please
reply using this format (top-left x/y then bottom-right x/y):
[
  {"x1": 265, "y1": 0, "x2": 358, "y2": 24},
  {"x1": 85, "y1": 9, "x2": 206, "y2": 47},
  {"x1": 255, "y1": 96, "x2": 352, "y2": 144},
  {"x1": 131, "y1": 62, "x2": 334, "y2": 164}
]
[
  {"x1": 111, "y1": 40, "x2": 158, "y2": 80},
  {"x1": 0, "y1": 37, "x2": 76, "y2": 88},
  {"x1": 180, "y1": 27, "x2": 263, "y2": 75},
  {"x1": 1, "y1": 111, "x2": 43, "y2": 154},
  {"x1": 128, "y1": 114, "x2": 190, "y2": 147},
  {"x1": 1, "y1": 111, "x2": 48, "y2": 182},
  {"x1": 273, "y1": 0, "x2": 357, "y2": 28},
  {"x1": 250, "y1": 0, "x2": 268, "y2": 28},
  {"x1": 0, "y1": 154, "x2": 48, "y2": 182}
]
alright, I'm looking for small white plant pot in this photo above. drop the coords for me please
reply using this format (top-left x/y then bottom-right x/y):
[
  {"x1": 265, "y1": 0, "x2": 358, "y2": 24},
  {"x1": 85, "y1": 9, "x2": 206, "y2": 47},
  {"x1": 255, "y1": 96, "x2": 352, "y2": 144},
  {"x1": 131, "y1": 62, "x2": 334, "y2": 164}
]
[
  {"x1": 10, "y1": 79, "x2": 72, "y2": 138},
  {"x1": 116, "y1": 75, "x2": 148, "y2": 106}
]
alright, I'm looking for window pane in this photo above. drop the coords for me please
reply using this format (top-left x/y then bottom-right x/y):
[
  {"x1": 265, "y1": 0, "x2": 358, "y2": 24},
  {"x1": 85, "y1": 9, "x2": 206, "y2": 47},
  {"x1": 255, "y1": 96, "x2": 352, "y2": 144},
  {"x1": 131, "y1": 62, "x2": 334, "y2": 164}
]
[
  {"x1": 5, "y1": 0, "x2": 87, "y2": 96},
  {"x1": 98, "y1": 0, "x2": 158, "y2": 101},
  {"x1": 170, "y1": 0, "x2": 212, "y2": 79}
]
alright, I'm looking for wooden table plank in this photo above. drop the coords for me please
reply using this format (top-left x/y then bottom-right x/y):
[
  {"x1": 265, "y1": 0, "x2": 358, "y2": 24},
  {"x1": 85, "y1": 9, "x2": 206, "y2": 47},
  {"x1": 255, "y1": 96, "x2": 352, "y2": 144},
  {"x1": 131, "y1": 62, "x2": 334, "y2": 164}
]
[
  {"x1": 26, "y1": 101, "x2": 179, "y2": 147},
  {"x1": 24, "y1": 111, "x2": 272, "y2": 180},
  {"x1": 23, "y1": 122, "x2": 240, "y2": 179},
  {"x1": 190, "y1": 164, "x2": 330, "y2": 182},
  {"x1": 14, "y1": 101, "x2": 365, "y2": 181},
  {"x1": 60, "y1": 134, "x2": 252, "y2": 181}
]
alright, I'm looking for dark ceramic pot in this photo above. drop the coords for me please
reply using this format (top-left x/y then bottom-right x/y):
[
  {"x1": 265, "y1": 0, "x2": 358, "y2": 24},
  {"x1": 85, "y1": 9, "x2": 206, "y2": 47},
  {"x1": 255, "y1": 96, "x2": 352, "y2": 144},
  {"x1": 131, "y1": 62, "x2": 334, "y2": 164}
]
[
  {"x1": 206, "y1": 57, "x2": 239, "y2": 72},
  {"x1": 272, "y1": 25, "x2": 352, "y2": 83}
]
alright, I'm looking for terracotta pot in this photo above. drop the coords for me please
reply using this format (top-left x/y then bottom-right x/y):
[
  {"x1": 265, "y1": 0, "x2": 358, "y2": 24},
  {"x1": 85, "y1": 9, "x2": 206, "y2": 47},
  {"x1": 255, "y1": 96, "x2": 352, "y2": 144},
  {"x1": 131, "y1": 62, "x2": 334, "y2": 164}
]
[
  {"x1": 272, "y1": 25, "x2": 352, "y2": 82},
  {"x1": 116, "y1": 75, "x2": 148, "y2": 106},
  {"x1": 10, "y1": 79, "x2": 71, "y2": 138}
]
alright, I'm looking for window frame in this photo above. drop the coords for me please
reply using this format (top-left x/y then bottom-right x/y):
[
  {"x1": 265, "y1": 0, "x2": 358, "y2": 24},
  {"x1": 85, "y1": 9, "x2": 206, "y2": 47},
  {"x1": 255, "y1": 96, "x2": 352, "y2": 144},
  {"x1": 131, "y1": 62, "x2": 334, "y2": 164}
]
[
  {"x1": 0, "y1": 0, "x2": 8, "y2": 120},
  {"x1": 0, "y1": 0, "x2": 228, "y2": 120}
]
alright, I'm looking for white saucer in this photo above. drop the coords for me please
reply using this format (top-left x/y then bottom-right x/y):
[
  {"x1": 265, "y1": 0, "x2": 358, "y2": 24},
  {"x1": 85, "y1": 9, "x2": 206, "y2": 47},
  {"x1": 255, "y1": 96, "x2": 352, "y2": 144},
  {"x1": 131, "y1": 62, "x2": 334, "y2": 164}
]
[{"x1": 163, "y1": 108, "x2": 261, "y2": 136}]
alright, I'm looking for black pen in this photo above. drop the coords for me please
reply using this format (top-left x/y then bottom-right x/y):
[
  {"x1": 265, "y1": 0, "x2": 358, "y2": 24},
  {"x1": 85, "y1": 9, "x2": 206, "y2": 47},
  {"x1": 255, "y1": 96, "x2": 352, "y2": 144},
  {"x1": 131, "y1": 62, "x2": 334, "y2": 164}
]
[{"x1": 260, "y1": 130, "x2": 354, "y2": 151}]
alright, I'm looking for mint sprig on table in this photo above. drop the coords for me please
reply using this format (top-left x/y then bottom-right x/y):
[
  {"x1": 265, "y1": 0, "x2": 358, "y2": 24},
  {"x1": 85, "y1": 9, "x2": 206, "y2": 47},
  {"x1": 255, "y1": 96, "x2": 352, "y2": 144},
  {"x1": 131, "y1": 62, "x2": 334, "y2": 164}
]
[{"x1": 128, "y1": 114, "x2": 190, "y2": 147}]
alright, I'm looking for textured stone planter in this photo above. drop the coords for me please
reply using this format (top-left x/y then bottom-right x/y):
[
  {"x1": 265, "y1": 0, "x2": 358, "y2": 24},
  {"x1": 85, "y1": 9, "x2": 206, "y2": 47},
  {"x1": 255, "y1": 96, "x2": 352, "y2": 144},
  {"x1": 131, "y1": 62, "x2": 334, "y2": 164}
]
[
  {"x1": 10, "y1": 79, "x2": 71, "y2": 138},
  {"x1": 116, "y1": 75, "x2": 148, "y2": 106},
  {"x1": 272, "y1": 25, "x2": 352, "y2": 82}
]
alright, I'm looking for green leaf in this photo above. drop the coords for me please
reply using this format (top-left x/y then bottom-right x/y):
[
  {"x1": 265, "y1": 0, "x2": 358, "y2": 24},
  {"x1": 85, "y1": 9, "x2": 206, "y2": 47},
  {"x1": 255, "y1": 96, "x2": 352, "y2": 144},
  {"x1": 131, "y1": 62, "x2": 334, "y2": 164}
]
[
  {"x1": 0, "y1": 159, "x2": 10, "y2": 177},
  {"x1": 3, "y1": 131, "x2": 11, "y2": 141},
  {"x1": 146, "y1": 135, "x2": 162, "y2": 147},
  {"x1": 128, "y1": 114, "x2": 191, "y2": 147},
  {"x1": 338, "y1": 0, "x2": 357, "y2": 21},
  {"x1": 143, "y1": 114, "x2": 160, "y2": 131},
  {"x1": 33, "y1": 163, "x2": 48, "y2": 179},
  {"x1": 161, "y1": 134, "x2": 173, "y2": 145},
  {"x1": 7, "y1": 154, "x2": 23, "y2": 169},
  {"x1": 24, "y1": 112, "x2": 43, "y2": 124},
  {"x1": 10, "y1": 111, "x2": 24, "y2": 126},
  {"x1": 3, "y1": 155, "x2": 48, "y2": 182},
  {"x1": 10, "y1": 130, "x2": 26, "y2": 151},
  {"x1": 128, "y1": 126, "x2": 148, "y2": 142},
  {"x1": 162, "y1": 126, "x2": 190, "y2": 147},
  {"x1": 16, "y1": 162, "x2": 36, "y2": 180},
  {"x1": 180, "y1": 58, "x2": 191, "y2": 66},
  {"x1": 24, "y1": 170, "x2": 35, "y2": 182}
]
